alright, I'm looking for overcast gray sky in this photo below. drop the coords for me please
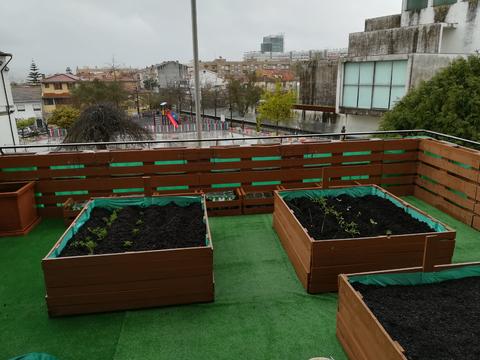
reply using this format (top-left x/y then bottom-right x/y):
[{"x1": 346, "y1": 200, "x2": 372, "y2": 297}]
[{"x1": 1, "y1": 0, "x2": 400, "y2": 81}]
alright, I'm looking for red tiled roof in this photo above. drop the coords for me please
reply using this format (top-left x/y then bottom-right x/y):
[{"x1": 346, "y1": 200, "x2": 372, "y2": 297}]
[
  {"x1": 257, "y1": 69, "x2": 296, "y2": 82},
  {"x1": 42, "y1": 74, "x2": 80, "y2": 83}
]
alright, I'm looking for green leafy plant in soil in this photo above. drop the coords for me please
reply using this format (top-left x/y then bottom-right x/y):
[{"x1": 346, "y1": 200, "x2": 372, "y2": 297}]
[
  {"x1": 286, "y1": 195, "x2": 434, "y2": 240},
  {"x1": 59, "y1": 204, "x2": 206, "y2": 257}
]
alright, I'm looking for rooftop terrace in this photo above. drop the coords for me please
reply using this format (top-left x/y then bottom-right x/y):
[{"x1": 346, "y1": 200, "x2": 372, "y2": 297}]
[{"x1": 1, "y1": 131, "x2": 480, "y2": 359}]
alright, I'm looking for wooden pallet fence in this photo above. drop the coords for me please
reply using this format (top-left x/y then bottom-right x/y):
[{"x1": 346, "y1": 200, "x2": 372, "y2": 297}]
[
  {"x1": 416, "y1": 139, "x2": 480, "y2": 229},
  {"x1": 0, "y1": 139, "x2": 420, "y2": 217}
]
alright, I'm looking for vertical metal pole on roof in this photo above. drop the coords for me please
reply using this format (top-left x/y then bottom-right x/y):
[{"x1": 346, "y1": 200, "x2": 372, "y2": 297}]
[{"x1": 190, "y1": 0, "x2": 202, "y2": 145}]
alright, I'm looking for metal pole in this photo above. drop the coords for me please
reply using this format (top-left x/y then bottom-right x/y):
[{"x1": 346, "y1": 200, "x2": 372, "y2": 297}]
[{"x1": 190, "y1": 0, "x2": 202, "y2": 143}]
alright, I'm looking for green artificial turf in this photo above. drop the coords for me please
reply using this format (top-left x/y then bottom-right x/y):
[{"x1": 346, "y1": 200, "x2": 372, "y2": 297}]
[{"x1": 0, "y1": 197, "x2": 478, "y2": 360}]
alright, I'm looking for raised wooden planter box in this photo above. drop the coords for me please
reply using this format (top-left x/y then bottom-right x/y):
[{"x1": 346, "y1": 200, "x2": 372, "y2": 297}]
[
  {"x1": 205, "y1": 189, "x2": 242, "y2": 217},
  {"x1": 42, "y1": 194, "x2": 214, "y2": 317},
  {"x1": 273, "y1": 185, "x2": 456, "y2": 293},
  {"x1": 241, "y1": 188, "x2": 275, "y2": 214},
  {"x1": 0, "y1": 181, "x2": 40, "y2": 236},
  {"x1": 337, "y1": 252, "x2": 480, "y2": 360}
]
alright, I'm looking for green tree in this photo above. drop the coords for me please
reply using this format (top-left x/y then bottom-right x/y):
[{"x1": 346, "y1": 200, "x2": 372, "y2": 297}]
[
  {"x1": 380, "y1": 55, "x2": 480, "y2": 140},
  {"x1": 48, "y1": 106, "x2": 80, "y2": 129},
  {"x1": 227, "y1": 73, "x2": 262, "y2": 116},
  {"x1": 63, "y1": 103, "x2": 152, "y2": 148},
  {"x1": 257, "y1": 82, "x2": 296, "y2": 134},
  {"x1": 143, "y1": 78, "x2": 159, "y2": 91},
  {"x1": 16, "y1": 118, "x2": 36, "y2": 137},
  {"x1": 71, "y1": 79, "x2": 128, "y2": 108},
  {"x1": 27, "y1": 60, "x2": 42, "y2": 85}
]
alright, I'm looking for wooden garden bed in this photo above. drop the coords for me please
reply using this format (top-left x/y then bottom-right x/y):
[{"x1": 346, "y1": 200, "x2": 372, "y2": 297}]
[
  {"x1": 0, "y1": 181, "x2": 40, "y2": 236},
  {"x1": 272, "y1": 185, "x2": 456, "y2": 293},
  {"x1": 42, "y1": 194, "x2": 214, "y2": 316},
  {"x1": 337, "y1": 242, "x2": 480, "y2": 360}
]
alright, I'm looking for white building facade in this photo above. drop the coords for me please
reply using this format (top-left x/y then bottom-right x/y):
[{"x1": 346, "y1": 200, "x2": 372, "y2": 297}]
[
  {"x1": 11, "y1": 85, "x2": 43, "y2": 123},
  {"x1": 336, "y1": 0, "x2": 480, "y2": 131},
  {"x1": 0, "y1": 51, "x2": 19, "y2": 146}
]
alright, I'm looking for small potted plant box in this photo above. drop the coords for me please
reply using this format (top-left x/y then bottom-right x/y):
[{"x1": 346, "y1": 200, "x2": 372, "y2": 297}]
[
  {"x1": 337, "y1": 252, "x2": 480, "y2": 360},
  {"x1": 0, "y1": 181, "x2": 40, "y2": 236},
  {"x1": 241, "y1": 188, "x2": 275, "y2": 214},
  {"x1": 205, "y1": 189, "x2": 242, "y2": 217},
  {"x1": 273, "y1": 185, "x2": 456, "y2": 293},
  {"x1": 42, "y1": 194, "x2": 214, "y2": 317}
]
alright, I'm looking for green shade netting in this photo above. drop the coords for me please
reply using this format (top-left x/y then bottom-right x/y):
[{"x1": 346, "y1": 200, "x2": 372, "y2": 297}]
[
  {"x1": 48, "y1": 195, "x2": 205, "y2": 258},
  {"x1": 279, "y1": 186, "x2": 447, "y2": 233},
  {"x1": 349, "y1": 265, "x2": 480, "y2": 287}
]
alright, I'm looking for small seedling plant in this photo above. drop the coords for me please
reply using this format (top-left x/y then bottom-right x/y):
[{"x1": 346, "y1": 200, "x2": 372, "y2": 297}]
[{"x1": 313, "y1": 197, "x2": 360, "y2": 238}]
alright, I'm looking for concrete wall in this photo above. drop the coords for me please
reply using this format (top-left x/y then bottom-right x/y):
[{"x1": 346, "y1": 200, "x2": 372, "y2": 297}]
[
  {"x1": 156, "y1": 62, "x2": 189, "y2": 89},
  {"x1": 365, "y1": 14, "x2": 402, "y2": 31},
  {"x1": 401, "y1": 0, "x2": 480, "y2": 53},
  {"x1": 298, "y1": 59, "x2": 338, "y2": 106},
  {"x1": 0, "y1": 54, "x2": 19, "y2": 146},
  {"x1": 348, "y1": 23, "x2": 442, "y2": 57},
  {"x1": 408, "y1": 53, "x2": 466, "y2": 88}
]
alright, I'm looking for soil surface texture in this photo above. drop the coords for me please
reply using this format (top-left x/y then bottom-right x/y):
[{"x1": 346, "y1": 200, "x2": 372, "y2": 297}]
[
  {"x1": 353, "y1": 276, "x2": 480, "y2": 360},
  {"x1": 60, "y1": 203, "x2": 206, "y2": 257},
  {"x1": 285, "y1": 195, "x2": 434, "y2": 240}
]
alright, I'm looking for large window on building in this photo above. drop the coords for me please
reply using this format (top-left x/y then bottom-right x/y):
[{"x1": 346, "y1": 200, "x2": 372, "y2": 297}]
[
  {"x1": 406, "y1": 0, "x2": 428, "y2": 10},
  {"x1": 342, "y1": 60, "x2": 408, "y2": 110},
  {"x1": 433, "y1": 0, "x2": 456, "y2": 5}
]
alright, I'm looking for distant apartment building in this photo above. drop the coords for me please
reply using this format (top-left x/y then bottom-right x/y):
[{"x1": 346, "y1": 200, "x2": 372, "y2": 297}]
[
  {"x1": 76, "y1": 67, "x2": 139, "y2": 92},
  {"x1": 155, "y1": 61, "x2": 189, "y2": 89},
  {"x1": 261, "y1": 34, "x2": 285, "y2": 53},
  {"x1": 199, "y1": 57, "x2": 292, "y2": 79},
  {"x1": 41, "y1": 73, "x2": 80, "y2": 115},
  {"x1": 0, "y1": 51, "x2": 19, "y2": 146},
  {"x1": 244, "y1": 48, "x2": 348, "y2": 62},
  {"x1": 336, "y1": 0, "x2": 480, "y2": 125},
  {"x1": 11, "y1": 85, "x2": 43, "y2": 123}
]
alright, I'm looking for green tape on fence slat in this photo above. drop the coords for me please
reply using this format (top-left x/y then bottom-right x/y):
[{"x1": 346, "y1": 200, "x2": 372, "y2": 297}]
[
  {"x1": 342, "y1": 175, "x2": 369, "y2": 180},
  {"x1": 210, "y1": 158, "x2": 241, "y2": 163},
  {"x1": 110, "y1": 162, "x2": 143, "y2": 167},
  {"x1": 212, "y1": 183, "x2": 241, "y2": 189},
  {"x1": 252, "y1": 181, "x2": 281, "y2": 186},
  {"x1": 154, "y1": 160, "x2": 187, "y2": 165},
  {"x1": 55, "y1": 191, "x2": 88, "y2": 196},
  {"x1": 156, "y1": 186, "x2": 189, "y2": 191},
  {"x1": 50, "y1": 165, "x2": 85, "y2": 170},
  {"x1": 113, "y1": 188, "x2": 144, "y2": 194},
  {"x1": 343, "y1": 151, "x2": 371, "y2": 156},
  {"x1": 2, "y1": 167, "x2": 37, "y2": 172},
  {"x1": 252, "y1": 156, "x2": 282, "y2": 161},
  {"x1": 303, "y1": 178, "x2": 322, "y2": 183},
  {"x1": 384, "y1": 150, "x2": 405, "y2": 155},
  {"x1": 304, "y1": 153, "x2": 332, "y2": 159}
]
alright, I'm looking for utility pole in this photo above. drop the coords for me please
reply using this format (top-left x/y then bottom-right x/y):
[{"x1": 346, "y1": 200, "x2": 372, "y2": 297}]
[{"x1": 190, "y1": 0, "x2": 202, "y2": 144}]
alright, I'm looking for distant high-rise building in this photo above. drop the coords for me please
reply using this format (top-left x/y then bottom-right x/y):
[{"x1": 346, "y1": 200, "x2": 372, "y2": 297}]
[{"x1": 261, "y1": 34, "x2": 284, "y2": 53}]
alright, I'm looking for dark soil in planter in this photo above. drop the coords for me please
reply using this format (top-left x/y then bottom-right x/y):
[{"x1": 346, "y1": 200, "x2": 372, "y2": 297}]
[
  {"x1": 285, "y1": 195, "x2": 434, "y2": 240},
  {"x1": 353, "y1": 277, "x2": 480, "y2": 360},
  {"x1": 60, "y1": 203, "x2": 206, "y2": 257}
]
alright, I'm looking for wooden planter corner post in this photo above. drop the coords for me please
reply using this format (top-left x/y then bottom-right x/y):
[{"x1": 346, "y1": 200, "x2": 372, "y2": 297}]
[
  {"x1": 0, "y1": 181, "x2": 40, "y2": 237},
  {"x1": 42, "y1": 194, "x2": 214, "y2": 317},
  {"x1": 272, "y1": 185, "x2": 456, "y2": 293},
  {"x1": 336, "y1": 241, "x2": 480, "y2": 360}
]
